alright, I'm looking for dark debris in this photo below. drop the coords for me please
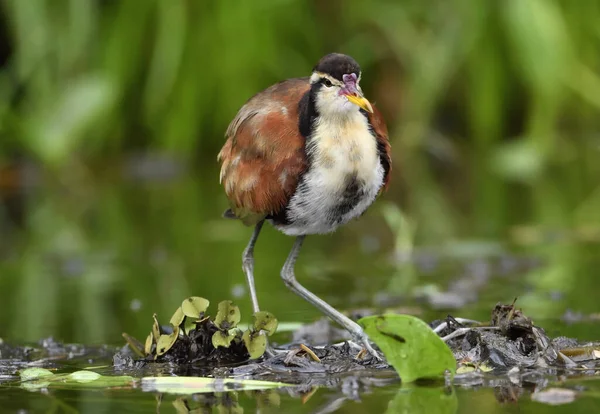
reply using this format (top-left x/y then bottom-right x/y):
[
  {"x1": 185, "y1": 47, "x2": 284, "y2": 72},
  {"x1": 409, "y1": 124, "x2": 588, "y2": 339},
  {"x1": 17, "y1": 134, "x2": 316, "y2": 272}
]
[{"x1": 435, "y1": 302, "x2": 600, "y2": 373}]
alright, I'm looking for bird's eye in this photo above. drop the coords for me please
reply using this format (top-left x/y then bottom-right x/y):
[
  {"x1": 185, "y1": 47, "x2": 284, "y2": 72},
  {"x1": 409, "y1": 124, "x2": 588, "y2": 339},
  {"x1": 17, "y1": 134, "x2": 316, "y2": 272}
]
[{"x1": 322, "y1": 79, "x2": 333, "y2": 87}]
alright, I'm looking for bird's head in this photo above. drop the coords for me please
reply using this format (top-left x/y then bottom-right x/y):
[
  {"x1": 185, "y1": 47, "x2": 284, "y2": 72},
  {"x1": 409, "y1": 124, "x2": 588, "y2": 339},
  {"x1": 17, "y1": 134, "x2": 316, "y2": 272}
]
[{"x1": 309, "y1": 53, "x2": 373, "y2": 116}]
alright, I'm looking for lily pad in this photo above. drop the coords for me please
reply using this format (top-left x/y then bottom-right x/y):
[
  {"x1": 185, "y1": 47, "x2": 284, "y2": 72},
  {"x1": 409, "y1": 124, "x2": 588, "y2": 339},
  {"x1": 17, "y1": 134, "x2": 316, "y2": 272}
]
[
  {"x1": 253, "y1": 311, "x2": 278, "y2": 336},
  {"x1": 19, "y1": 367, "x2": 54, "y2": 381},
  {"x1": 19, "y1": 368, "x2": 134, "y2": 389},
  {"x1": 181, "y1": 296, "x2": 210, "y2": 318},
  {"x1": 156, "y1": 325, "x2": 180, "y2": 356},
  {"x1": 243, "y1": 330, "x2": 267, "y2": 359},
  {"x1": 170, "y1": 307, "x2": 185, "y2": 327},
  {"x1": 141, "y1": 376, "x2": 290, "y2": 395},
  {"x1": 69, "y1": 370, "x2": 101, "y2": 383},
  {"x1": 212, "y1": 330, "x2": 237, "y2": 349},
  {"x1": 67, "y1": 371, "x2": 133, "y2": 387},
  {"x1": 359, "y1": 314, "x2": 456, "y2": 383},
  {"x1": 215, "y1": 300, "x2": 241, "y2": 330}
]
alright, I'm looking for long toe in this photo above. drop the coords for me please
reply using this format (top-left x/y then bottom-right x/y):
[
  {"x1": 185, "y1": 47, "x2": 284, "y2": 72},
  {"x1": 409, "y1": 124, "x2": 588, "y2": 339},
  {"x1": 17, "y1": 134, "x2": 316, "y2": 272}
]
[
  {"x1": 352, "y1": 330, "x2": 383, "y2": 361},
  {"x1": 362, "y1": 338, "x2": 383, "y2": 361},
  {"x1": 264, "y1": 344, "x2": 278, "y2": 359}
]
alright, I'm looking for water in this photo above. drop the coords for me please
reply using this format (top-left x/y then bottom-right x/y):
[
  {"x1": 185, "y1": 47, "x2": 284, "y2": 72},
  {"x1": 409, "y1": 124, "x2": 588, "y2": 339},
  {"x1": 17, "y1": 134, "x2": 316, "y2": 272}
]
[
  {"x1": 1, "y1": 160, "x2": 600, "y2": 412},
  {"x1": 2, "y1": 353, "x2": 600, "y2": 413}
]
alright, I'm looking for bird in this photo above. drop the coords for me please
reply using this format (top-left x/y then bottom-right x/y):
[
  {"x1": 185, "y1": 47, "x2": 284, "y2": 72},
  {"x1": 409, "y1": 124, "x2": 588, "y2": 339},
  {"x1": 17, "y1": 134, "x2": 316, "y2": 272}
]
[{"x1": 217, "y1": 53, "x2": 391, "y2": 358}]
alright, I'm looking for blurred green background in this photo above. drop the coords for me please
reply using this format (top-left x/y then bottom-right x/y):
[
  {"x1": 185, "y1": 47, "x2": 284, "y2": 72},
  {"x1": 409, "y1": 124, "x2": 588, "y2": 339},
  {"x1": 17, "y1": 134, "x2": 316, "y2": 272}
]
[{"x1": 1, "y1": 0, "x2": 599, "y2": 345}]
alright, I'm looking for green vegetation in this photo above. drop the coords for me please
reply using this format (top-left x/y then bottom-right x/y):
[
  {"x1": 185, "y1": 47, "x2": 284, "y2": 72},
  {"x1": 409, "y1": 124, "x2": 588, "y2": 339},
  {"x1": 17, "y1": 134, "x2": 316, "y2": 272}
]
[
  {"x1": 123, "y1": 296, "x2": 278, "y2": 362},
  {"x1": 0, "y1": 0, "x2": 599, "y2": 348},
  {"x1": 19, "y1": 367, "x2": 134, "y2": 390},
  {"x1": 359, "y1": 314, "x2": 455, "y2": 382}
]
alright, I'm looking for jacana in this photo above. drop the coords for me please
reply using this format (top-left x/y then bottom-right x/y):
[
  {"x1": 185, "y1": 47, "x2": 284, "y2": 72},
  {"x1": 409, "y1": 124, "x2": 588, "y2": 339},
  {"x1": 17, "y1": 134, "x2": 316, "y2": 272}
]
[{"x1": 218, "y1": 53, "x2": 391, "y2": 358}]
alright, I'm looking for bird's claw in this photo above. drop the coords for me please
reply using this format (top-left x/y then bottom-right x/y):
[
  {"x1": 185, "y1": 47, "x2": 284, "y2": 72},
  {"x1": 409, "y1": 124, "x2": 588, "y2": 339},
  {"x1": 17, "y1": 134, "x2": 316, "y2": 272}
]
[
  {"x1": 353, "y1": 331, "x2": 383, "y2": 361},
  {"x1": 361, "y1": 340, "x2": 383, "y2": 361},
  {"x1": 264, "y1": 343, "x2": 279, "y2": 359}
]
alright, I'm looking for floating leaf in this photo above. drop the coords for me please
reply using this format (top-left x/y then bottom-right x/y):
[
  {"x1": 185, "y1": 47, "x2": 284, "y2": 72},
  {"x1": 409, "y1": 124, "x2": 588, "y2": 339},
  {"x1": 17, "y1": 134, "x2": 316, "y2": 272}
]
[
  {"x1": 456, "y1": 361, "x2": 493, "y2": 374},
  {"x1": 144, "y1": 332, "x2": 153, "y2": 355},
  {"x1": 212, "y1": 330, "x2": 237, "y2": 349},
  {"x1": 215, "y1": 300, "x2": 241, "y2": 329},
  {"x1": 64, "y1": 372, "x2": 134, "y2": 387},
  {"x1": 19, "y1": 368, "x2": 57, "y2": 390},
  {"x1": 243, "y1": 330, "x2": 267, "y2": 359},
  {"x1": 19, "y1": 368, "x2": 54, "y2": 381},
  {"x1": 122, "y1": 332, "x2": 146, "y2": 358},
  {"x1": 182, "y1": 296, "x2": 210, "y2": 318},
  {"x1": 455, "y1": 365, "x2": 475, "y2": 375},
  {"x1": 141, "y1": 376, "x2": 291, "y2": 395},
  {"x1": 170, "y1": 307, "x2": 185, "y2": 327},
  {"x1": 156, "y1": 326, "x2": 180, "y2": 356},
  {"x1": 19, "y1": 368, "x2": 134, "y2": 389},
  {"x1": 359, "y1": 314, "x2": 456, "y2": 383},
  {"x1": 69, "y1": 371, "x2": 101, "y2": 383},
  {"x1": 253, "y1": 311, "x2": 278, "y2": 336}
]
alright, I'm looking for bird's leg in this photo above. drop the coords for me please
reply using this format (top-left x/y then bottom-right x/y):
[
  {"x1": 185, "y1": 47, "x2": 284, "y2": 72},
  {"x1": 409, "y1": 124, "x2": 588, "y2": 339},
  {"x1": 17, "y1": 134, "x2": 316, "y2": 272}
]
[
  {"x1": 242, "y1": 220, "x2": 264, "y2": 314},
  {"x1": 280, "y1": 236, "x2": 381, "y2": 360},
  {"x1": 242, "y1": 220, "x2": 278, "y2": 358}
]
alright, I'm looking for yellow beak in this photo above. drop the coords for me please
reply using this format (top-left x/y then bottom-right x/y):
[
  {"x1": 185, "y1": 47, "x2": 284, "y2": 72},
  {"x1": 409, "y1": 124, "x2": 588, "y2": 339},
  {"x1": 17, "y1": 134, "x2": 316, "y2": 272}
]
[{"x1": 345, "y1": 94, "x2": 374, "y2": 113}]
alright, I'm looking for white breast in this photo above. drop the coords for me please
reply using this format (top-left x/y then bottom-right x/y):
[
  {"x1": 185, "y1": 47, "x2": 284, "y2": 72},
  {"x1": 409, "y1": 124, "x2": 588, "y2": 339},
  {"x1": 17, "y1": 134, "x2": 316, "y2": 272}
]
[{"x1": 276, "y1": 112, "x2": 384, "y2": 236}]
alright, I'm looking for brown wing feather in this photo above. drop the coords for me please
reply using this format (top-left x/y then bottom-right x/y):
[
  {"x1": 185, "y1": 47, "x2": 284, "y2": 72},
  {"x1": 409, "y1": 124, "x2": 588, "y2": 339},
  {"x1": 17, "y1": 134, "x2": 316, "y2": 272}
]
[
  {"x1": 218, "y1": 78, "x2": 310, "y2": 225},
  {"x1": 368, "y1": 106, "x2": 392, "y2": 191}
]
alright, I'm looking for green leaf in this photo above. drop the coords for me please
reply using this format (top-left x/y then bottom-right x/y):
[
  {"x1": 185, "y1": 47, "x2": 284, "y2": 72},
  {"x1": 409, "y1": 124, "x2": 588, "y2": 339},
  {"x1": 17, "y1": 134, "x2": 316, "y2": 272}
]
[
  {"x1": 69, "y1": 370, "x2": 101, "y2": 383},
  {"x1": 455, "y1": 365, "x2": 476, "y2": 375},
  {"x1": 19, "y1": 368, "x2": 134, "y2": 389},
  {"x1": 170, "y1": 306, "x2": 186, "y2": 327},
  {"x1": 19, "y1": 368, "x2": 55, "y2": 381},
  {"x1": 64, "y1": 371, "x2": 133, "y2": 387},
  {"x1": 144, "y1": 332, "x2": 153, "y2": 355},
  {"x1": 215, "y1": 300, "x2": 241, "y2": 329},
  {"x1": 385, "y1": 385, "x2": 458, "y2": 414},
  {"x1": 243, "y1": 330, "x2": 267, "y2": 360},
  {"x1": 211, "y1": 330, "x2": 237, "y2": 348},
  {"x1": 141, "y1": 376, "x2": 290, "y2": 395},
  {"x1": 122, "y1": 332, "x2": 146, "y2": 358},
  {"x1": 181, "y1": 297, "x2": 210, "y2": 318},
  {"x1": 359, "y1": 314, "x2": 456, "y2": 383},
  {"x1": 152, "y1": 313, "x2": 161, "y2": 340},
  {"x1": 156, "y1": 326, "x2": 180, "y2": 356},
  {"x1": 253, "y1": 311, "x2": 278, "y2": 336}
]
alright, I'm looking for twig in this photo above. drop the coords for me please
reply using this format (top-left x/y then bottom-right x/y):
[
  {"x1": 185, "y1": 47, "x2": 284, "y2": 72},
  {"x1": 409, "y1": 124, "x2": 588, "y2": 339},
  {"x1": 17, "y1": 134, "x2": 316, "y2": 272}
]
[
  {"x1": 433, "y1": 318, "x2": 483, "y2": 334},
  {"x1": 442, "y1": 326, "x2": 501, "y2": 342}
]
